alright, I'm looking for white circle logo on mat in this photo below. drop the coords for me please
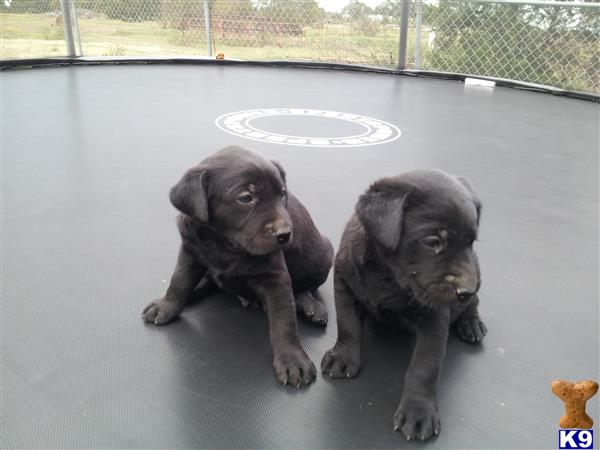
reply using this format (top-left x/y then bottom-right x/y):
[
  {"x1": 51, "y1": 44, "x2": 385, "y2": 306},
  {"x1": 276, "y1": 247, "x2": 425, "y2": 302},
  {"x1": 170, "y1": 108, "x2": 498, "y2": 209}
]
[{"x1": 215, "y1": 108, "x2": 401, "y2": 147}]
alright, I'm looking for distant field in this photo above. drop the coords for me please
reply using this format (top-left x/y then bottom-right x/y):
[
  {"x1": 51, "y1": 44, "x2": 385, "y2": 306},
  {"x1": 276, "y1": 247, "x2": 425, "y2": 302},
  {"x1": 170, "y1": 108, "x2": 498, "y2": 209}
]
[{"x1": 1, "y1": 12, "x2": 429, "y2": 67}]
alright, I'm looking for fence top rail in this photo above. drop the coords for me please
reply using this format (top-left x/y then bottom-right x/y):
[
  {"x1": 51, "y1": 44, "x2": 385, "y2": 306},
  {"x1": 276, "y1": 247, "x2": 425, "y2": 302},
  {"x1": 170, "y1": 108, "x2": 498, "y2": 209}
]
[{"x1": 459, "y1": 0, "x2": 600, "y2": 8}]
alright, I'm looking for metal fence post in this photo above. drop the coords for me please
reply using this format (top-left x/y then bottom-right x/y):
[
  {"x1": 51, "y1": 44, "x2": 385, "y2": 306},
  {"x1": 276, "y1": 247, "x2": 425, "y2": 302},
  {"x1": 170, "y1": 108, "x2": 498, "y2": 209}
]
[
  {"x1": 397, "y1": 0, "x2": 410, "y2": 70},
  {"x1": 72, "y1": 1, "x2": 83, "y2": 56},
  {"x1": 60, "y1": 0, "x2": 76, "y2": 57},
  {"x1": 204, "y1": 0, "x2": 213, "y2": 57},
  {"x1": 414, "y1": 0, "x2": 422, "y2": 69}
]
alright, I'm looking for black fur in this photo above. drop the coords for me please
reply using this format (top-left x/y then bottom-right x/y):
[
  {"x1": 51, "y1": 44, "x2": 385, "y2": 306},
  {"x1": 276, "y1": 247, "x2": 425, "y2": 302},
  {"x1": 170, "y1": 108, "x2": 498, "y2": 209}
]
[
  {"x1": 321, "y1": 169, "x2": 487, "y2": 441},
  {"x1": 143, "y1": 146, "x2": 333, "y2": 387}
]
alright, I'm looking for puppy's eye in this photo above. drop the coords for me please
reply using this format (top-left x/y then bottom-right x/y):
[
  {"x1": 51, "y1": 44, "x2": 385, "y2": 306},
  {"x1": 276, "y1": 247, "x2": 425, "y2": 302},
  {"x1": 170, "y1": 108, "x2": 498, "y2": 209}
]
[
  {"x1": 422, "y1": 236, "x2": 442, "y2": 250},
  {"x1": 281, "y1": 189, "x2": 287, "y2": 198},
  {"x1": 236, "y1": 193, "x2": 253, "y2": 204}
]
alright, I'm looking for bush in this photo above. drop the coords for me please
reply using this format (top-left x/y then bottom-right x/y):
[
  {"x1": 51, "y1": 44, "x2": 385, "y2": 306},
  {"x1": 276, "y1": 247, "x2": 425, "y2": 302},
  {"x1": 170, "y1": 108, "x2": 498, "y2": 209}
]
[{"x1": 352, "y1": 16, "x2": 381, "y2": 37}]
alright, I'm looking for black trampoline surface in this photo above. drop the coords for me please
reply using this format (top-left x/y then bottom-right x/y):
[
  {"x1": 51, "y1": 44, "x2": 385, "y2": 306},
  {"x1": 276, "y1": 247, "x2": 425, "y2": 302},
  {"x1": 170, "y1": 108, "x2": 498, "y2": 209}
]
[{"x1": 1, "y1": 64, "x2": 599, "y2": 449}]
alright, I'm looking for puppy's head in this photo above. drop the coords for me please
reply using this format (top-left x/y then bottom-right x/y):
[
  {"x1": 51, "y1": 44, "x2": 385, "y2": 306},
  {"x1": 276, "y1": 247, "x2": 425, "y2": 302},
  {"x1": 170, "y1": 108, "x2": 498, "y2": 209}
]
[
  {"x1": 356, "y1": 169, "x2": 482, "y2": 309},
  {"x1": 169, "y1": 146, "x2": 292, "y2": 255}
]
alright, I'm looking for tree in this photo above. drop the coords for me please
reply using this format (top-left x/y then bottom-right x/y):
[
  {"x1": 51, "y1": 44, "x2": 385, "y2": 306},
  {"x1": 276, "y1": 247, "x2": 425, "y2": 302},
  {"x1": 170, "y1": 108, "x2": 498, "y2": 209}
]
[
  {"x1": 211, "y1": 0, "x2": 255, "y2": 18},
  {"x1": 74, "y1": 0, "x2": 162, "y2": 21},
  {"x1": 374, "y1": 0, "x2": 401, "y2": 21},
  {"x1": 1, "y1": 0, "x2": 60, "y2": 13},
  {"x1": 256, "y1": 0, "x2": 324, "y2": 26},
  {"x1": 341, "y1": 0, "x2": 373, "y2": 20}
]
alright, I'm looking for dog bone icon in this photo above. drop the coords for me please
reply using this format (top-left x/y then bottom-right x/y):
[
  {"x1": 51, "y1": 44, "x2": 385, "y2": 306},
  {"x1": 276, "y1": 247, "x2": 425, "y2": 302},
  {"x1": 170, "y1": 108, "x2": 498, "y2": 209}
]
[{"x1": 551, "y1": 379, "x2": 598, "y2": 429}]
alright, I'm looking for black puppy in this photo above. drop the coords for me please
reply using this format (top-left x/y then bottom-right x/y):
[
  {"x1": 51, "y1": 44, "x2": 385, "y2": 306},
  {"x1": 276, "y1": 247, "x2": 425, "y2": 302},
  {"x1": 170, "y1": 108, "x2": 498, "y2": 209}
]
[
  {"x1": 321, "y1": 170, "x2": 487, "y2": 441},
  {"x1": 143, "y1": 146, "x2": 333, "y2": 387}
]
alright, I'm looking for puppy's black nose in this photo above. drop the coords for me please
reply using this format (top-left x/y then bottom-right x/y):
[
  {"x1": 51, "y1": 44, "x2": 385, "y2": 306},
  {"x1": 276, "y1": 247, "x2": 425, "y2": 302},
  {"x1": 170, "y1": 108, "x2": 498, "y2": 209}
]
[
  {"x1": 276, "y1": 231, "x2": 291, "y2": 244},
  {"x1": 456, "y1": 287, "x2": 475, "y2": 302}
]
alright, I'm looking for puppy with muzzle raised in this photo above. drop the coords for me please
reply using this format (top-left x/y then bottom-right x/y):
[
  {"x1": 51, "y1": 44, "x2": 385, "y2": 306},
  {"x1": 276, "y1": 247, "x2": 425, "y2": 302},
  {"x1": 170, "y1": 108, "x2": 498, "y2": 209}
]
[
  {"x1": 322, "y1": 170, "x2": 487, "y2": 441},
  {"x1": 143, "y1": 146, "x2": 333, "y2": 387}
]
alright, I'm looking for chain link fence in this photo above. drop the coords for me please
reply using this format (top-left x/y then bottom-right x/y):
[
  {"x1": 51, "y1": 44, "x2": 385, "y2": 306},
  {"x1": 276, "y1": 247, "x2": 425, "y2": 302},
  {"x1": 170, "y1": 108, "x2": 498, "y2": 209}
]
[
  {"x1": 1, "y1": 0, "x2": 598, "y2": 93},
  {"x1": 414, "y1": 1, "x2": 599, "y2": 93}
]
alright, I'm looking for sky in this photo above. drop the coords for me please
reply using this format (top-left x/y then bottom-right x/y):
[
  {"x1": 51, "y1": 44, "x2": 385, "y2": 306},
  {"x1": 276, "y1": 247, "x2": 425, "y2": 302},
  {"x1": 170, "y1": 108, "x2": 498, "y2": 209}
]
[{"x1": 317, "y1": 0, "x2": 385, "y2": 13}]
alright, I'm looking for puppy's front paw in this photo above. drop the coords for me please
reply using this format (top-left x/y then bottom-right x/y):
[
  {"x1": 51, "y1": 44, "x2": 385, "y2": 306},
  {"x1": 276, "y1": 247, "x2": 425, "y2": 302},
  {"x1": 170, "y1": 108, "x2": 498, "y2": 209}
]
[
  {"x1": 321, "y1": 344, "x2": 361, "y2": 378},
  {"x1": 454, "y1": 316, "x2": 487, "y2": 344},
  {"x1": 273, "y1": 346, "x2": 316, "y2": 387},
  {"x1": 393, "y1": 398, "x2": 440, "y2": 441},
  {"x1": 142, "y1": 297, "x2": 184, "y2": 325}
]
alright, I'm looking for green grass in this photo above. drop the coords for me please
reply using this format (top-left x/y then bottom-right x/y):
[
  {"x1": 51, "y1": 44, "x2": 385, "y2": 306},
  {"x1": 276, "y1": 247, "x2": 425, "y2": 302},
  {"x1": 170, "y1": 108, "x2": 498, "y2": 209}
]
[{"x1": 1, "y1": 12, "x2": 430, "y2": 68}]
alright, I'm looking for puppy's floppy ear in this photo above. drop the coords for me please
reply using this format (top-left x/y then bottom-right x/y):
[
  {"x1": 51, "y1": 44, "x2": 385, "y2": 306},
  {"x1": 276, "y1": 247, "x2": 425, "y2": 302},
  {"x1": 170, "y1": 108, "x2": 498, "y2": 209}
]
[
  {"x1": 271, "y1": 160, "x2": 286, "y2": 184},
  {"x1": 455, "y1": 176, "x2": 482, "y2": 224},
  {"x1": 271, "y1": 160, "x2": 289, "y2": 206},
  {"x1": 169, "y1": 167, "x2": 209, "y2": 221},
  {"x1": 356, "y1": 186, "x2": 406, "y2": 252}
]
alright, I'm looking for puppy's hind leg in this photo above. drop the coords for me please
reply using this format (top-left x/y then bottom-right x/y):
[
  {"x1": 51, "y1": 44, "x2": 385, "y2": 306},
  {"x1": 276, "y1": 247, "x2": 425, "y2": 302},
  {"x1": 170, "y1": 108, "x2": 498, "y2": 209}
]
[
  {"x1": 295, "y1": 291, "x2": 328, "y2": 325},
  {"x1": 143, "y1": 245, "x2": 205, "y2": 325},
  {"x1": 453, "y1": 295, "x2": 488, "y2": 344},
  {"x1": 192, "y1": 274, "x2": 218, "y2": 301},
  {"x1": 292, "y1": 235, "x2": 332, "y2": 326}
]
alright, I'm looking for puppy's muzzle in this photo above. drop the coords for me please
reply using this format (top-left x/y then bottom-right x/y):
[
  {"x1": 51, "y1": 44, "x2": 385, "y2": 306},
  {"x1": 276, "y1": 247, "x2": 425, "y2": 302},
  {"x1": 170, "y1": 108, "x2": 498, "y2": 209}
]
[
  {"x1": 447, "y1": 275, "x2": 479, "y2": 302},
  {"x1": 269, "y1": 218, "x2": 293, "y2": 246}
]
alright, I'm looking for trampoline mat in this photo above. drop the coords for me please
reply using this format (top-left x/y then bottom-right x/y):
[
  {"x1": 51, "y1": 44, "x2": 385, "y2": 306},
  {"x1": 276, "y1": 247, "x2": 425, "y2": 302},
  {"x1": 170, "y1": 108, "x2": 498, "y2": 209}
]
[{"x1": 1, "y1": 64, "x2": 598, "y2": 449}]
